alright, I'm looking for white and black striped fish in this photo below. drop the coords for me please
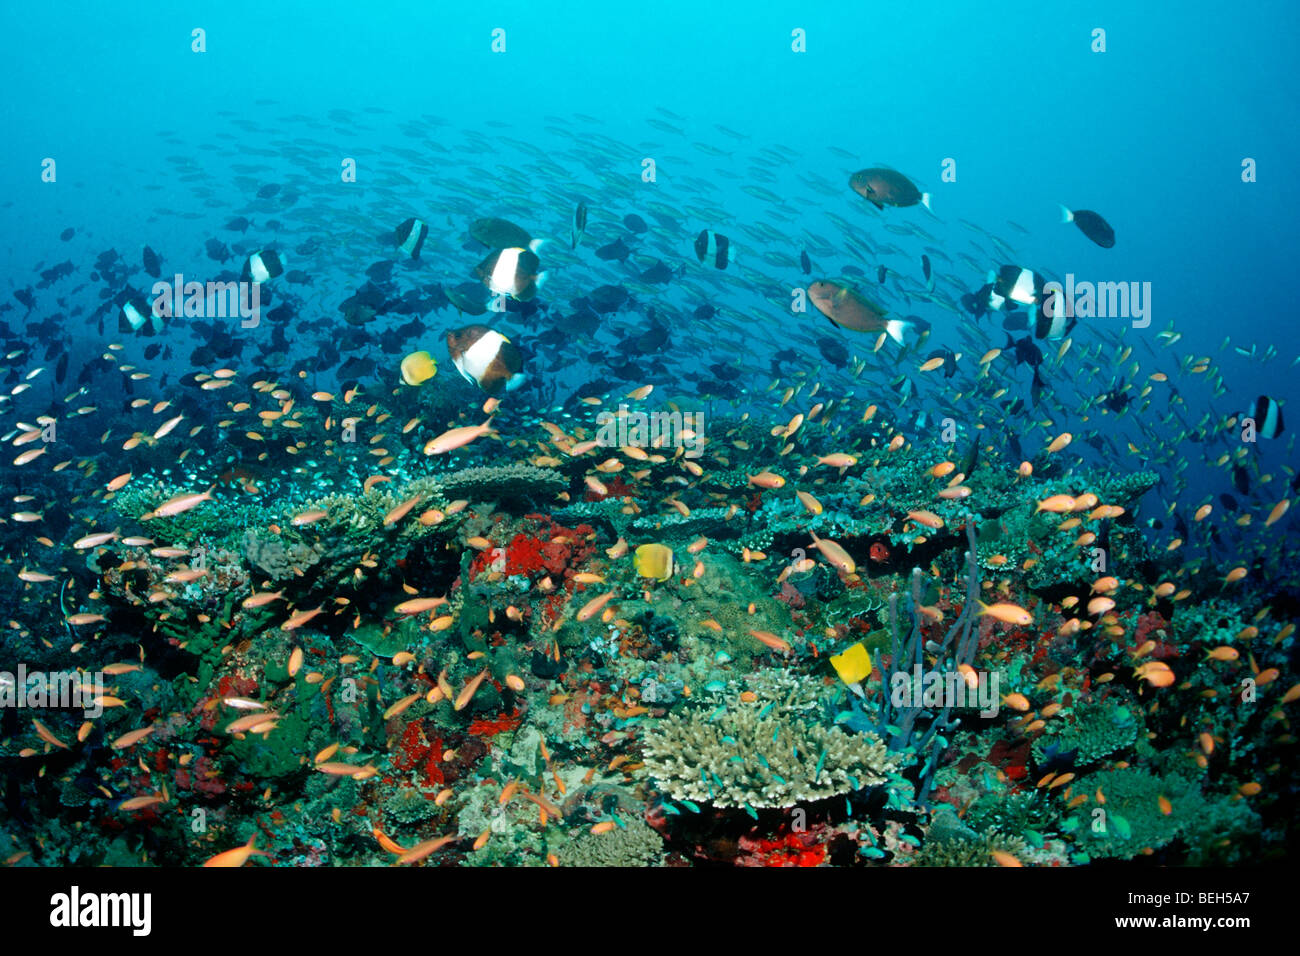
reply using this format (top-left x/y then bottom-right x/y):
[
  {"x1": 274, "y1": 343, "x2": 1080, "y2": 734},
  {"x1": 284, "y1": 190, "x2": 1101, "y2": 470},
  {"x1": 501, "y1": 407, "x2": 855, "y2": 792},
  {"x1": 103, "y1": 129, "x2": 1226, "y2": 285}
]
[
  {"x1": 694, "y1": 229, "x2": 733, "y2": 270},
  {"x1": 1247, "y1": 395, "x2": 1285, "y2": 439},
  {"x1": 242, "y1": 249, "x2": 284, "y2": 284},
  {"x1": 474, "y1": 247, "x2": 545, "y2": 303},
  {"x1": 395, "y1": 218, "x2": 428, "y2": 259},
  {"x1": 446, "y1": 324, "x2": 526, "y2": 394},
  {"x1": 118, "y1": 292, "x2": 164, "y2": 336}
]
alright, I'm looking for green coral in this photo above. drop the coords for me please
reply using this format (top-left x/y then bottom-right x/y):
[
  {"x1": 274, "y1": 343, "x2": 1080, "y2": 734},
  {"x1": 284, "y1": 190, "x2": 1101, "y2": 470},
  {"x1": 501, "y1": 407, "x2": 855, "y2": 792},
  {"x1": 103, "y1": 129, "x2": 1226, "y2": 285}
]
[
  {"x1": 558, "y1": 817, "x2": 665, "y2": 867},
  {"x1": 965, "y1": 789, "x2": 1063, "y2": 836},
  {"x1": 1064, "y1": 767, "x2": 1203, "y2": 859},
  {"x1": 1032, "y1": 696, "x2": 1140, "y2": 766},
  {"x1": 386, "y1": 789, "x2": 440, "y2": 827},
  {"x1": 910, "y1": 824, "x2": 1031, "y2": 866},
  {"x1": 437, "y1": 463, "x2": 567, "y2": 506},
  {"x1": 643, "y1": 688, "x2": 896, "y2": 809}
]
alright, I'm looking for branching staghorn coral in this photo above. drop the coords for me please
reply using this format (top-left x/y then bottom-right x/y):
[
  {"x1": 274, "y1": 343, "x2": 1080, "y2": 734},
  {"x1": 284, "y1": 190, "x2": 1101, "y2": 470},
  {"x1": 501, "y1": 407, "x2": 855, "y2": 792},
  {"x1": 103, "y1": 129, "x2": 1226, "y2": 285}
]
[{"x1": 643, "y1": 692, "x2": 896, "y2": 810}]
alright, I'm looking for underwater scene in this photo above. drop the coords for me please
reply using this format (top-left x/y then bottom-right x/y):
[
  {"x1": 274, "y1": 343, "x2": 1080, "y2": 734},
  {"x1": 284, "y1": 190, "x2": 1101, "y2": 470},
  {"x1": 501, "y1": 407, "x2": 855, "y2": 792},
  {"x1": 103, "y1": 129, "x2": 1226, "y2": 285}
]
[{"x1": 1, "y1": 1, "x2": 1297, "y2": 886}]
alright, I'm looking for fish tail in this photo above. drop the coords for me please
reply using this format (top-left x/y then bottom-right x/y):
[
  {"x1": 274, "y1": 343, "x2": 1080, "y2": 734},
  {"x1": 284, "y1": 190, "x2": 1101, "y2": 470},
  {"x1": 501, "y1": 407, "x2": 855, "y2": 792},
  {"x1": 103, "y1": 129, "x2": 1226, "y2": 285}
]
[
  {"x1": 1059, "y1": 204, "x2": 1074, "y2": 224},
  {"x1": 885, "y1": 318, "x2": 913, "y2": 346},
  {"x1": 921, "y1": 192, "x2": 931, "y2": 210}
]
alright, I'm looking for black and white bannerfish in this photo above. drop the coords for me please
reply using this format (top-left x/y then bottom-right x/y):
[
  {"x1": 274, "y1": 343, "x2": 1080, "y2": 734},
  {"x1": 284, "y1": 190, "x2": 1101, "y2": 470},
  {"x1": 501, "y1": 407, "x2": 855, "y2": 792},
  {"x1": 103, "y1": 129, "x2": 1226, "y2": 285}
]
[
  {"x1": 475, "y1": 247, "x2": 545, "y2": 304},
  {"x1": 395, "y1": 218, "x2": 428, "y2": 259},
  {"x1": 987, "y1": 265, "x2": 1044, "y2": 311},
  {"x1": 241, "y1": 249, "x2": 284, "y2": 284},
  {"x1": 118, "y1": 291, "x2": 164, "y2": 336},
  {"x1": 1035, "y1": 296, "x2": 1073, "y2": 341},
  {"x1": 1247, "y1": 395, "x2": 1285, "y2": 439},
  {"x1": 571, "y1": 201, "x2": 588, "y2": 249},
  {"x1": 694, "y1": 229, "x2": 734, "y2": 270},
  {"x1": 446, "y1": 324, "x2": 526, "y2": 394},
  {"x1": 1059, "y1": 206, "x2": 1115, "y2": 248}
]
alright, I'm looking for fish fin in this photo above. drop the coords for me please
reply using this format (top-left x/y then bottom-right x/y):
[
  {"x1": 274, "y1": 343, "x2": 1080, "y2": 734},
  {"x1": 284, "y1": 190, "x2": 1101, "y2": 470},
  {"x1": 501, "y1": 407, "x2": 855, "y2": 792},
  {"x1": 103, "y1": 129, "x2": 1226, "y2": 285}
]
[
  {"x1": 885, "y1": 318, "x2": 914, "y2": 346},
  {"x1": 1058, "y1": 204, "x2": 1074, "y2": 223},
  {"x1": 527, "y1": 238, "x2": 548, "y2": 254},
  {"x1": 920, "y1": 192, "x2": 931, "y2": 210}
]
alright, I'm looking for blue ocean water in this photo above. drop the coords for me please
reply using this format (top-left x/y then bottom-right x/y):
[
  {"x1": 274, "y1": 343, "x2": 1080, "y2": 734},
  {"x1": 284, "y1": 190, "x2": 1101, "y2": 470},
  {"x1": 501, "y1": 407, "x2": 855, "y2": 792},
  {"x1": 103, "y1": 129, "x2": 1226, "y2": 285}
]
[
  {"x1": 0, "y1": 1, "x2": 1296, "y2": 874},
  {"x1": 5, "y1": 2, "x2": 1297, "y2": 437}
]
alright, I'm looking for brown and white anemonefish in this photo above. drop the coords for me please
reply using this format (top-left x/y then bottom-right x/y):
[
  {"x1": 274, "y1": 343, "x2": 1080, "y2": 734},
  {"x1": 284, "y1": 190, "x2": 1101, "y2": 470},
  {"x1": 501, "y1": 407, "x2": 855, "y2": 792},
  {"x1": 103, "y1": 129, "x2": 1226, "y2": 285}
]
[{"x1": 445, "y1": 325, "x2": 526, "y2": 395}]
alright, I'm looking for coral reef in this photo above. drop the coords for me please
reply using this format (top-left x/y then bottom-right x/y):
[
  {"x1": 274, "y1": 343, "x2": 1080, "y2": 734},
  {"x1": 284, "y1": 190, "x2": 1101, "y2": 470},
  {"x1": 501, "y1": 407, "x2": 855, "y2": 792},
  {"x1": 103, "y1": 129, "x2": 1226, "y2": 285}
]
[
  {"x1": 558, "y1": 817, "x2": 665, "y2": 866},
  {"x1": 643, "y1": 688, "x2": 896, "y2": 809}
]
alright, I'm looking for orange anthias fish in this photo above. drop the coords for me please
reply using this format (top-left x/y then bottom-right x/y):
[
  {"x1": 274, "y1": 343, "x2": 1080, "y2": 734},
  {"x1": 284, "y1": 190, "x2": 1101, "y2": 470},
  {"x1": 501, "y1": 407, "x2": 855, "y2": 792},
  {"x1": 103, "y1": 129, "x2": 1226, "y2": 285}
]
[{"x1": 202, "y1": 835, "x2": 268, "y2": 867}]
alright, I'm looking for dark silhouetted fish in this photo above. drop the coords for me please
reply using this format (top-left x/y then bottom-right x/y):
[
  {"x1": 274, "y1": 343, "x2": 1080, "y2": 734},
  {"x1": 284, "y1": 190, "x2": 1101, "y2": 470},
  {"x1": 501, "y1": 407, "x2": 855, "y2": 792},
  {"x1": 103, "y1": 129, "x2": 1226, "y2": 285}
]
[
  {"x1": 470, "y1": 217, "x2": 534, "y2": 250},
  {"x1": 586, "y1": 285, "x2": 629, "y2": 313},
  {"x1": 1060, "y1": 206, "x2": 1115, "y2": 248},
  {"x1": 638, "y1": 259, "x2": 673, "y2": 284},
  {"x1": 1233, "y1": 463, "x2": 1250, "y2": 495},
  {"x1": 596, "y1": 237, "x2": 633, "y2": 262},
  {"x1": 817, "y1": 336, "x2": 850, "y2": 367},
  {"x1": 366, "y1": 260, "x2": 395, "y2": 283},
  {"x1": 38, "y1": 261, "x2": 74, "y2": 287},
  {"x1": 142, "y1": 245, "x2": 162, "y2": 279}
]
